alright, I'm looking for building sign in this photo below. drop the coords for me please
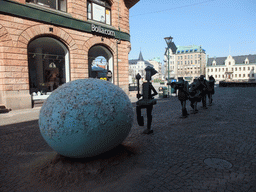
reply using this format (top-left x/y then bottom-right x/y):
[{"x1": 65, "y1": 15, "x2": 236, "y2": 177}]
[{"x1": 91, "y1": 24, "x2": 115, "y2": 37}]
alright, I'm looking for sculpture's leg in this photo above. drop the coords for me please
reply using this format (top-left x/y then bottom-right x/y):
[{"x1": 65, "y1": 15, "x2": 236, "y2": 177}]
[
  {"x1": 190, "y1": 100, "x2": 194, "y2": 109},
  {"x1": 209, "y1": 94, "x2": 212, "y2": 106},
  {"x1": 136, "y1": 106, "x2": 144, "y2": 126},
  {"x1": 181, "y1": 100, "x2": 188, "y2": 118},
  {"x1": 191, "y1": 100, "x2": 196, "y2": 114},
  {"x1": 202, "y1": 95, "x2": 207, "y2": 109},
  {"x1": 143, "y1": 105, "x2": 153, "y2": 134},
  {"x1": 184, "y1": 100, "x2": 188, "y2": 116}
]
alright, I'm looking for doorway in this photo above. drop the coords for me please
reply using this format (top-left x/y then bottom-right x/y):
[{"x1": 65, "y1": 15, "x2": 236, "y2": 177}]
[{"x1": 88, "y1": 45, "x2": 113, "y2": 83}]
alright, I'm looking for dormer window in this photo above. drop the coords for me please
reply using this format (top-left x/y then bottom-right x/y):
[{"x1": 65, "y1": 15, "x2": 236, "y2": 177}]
[
  {"x1": 212, "y1": 60, "x2": 216, "y2": 66},
  {"x1": 87, "y1": 0, "x2": 111, "y2": 25},
  {"x1": 244, "y1": 58, "x2": 249, "y2": 64},
  {"x1": 26, "y1": 0, "x2": 67, "y2": 12}
]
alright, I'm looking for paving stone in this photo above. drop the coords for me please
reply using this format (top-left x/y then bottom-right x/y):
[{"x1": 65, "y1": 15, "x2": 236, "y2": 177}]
[{"x1": 0, "y1": 86, "x2": 255, "y2": 191}]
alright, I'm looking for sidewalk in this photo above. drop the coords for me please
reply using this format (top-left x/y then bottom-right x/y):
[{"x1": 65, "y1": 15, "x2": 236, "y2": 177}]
[
  {"x1": 0, "y1": 95, "x2": 139, "y2": 126},
  {"x1": 1, "y1": 87, "x2": 255, "y2": 192}
]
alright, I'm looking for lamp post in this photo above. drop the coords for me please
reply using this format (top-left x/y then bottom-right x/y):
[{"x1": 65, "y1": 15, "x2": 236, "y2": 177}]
[{"x1": 164, "y1": 36, "x2": 173, "y2": 96}]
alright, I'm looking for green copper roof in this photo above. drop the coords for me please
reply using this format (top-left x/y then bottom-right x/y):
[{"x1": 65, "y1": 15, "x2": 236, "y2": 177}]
[{"x1": 176, "y1": 45, "x2": 205, "y2": 54}]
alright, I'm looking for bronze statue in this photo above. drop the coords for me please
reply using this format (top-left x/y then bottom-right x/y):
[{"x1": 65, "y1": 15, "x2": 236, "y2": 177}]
[
  {"x1": 169, "y1": 77, "x2": 189, "y2": 118},
  {"x1": 188, "y1": 78, "x2": 201, "y2": 114},
  {"x1": 136, "y1": 66, "x2": 158, "y2": 134},
  {"x1": 198, "y1": 75, "x2": 208, "y2": 109},
  {"x1": 207, "y1": 75, "x2": 215, "y2": 106}
]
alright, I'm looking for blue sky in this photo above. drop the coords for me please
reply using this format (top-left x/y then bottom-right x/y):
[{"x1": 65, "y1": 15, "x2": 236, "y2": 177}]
[{"x1": 128, "y1": 0, "x2": 256, "y2": 62}]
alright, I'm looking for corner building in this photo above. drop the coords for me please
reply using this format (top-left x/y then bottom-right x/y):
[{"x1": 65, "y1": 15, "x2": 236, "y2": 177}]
[
  {"x1": 164, "y1": 38, "x2": 206, "y2": 81},
  {"x1": 0, "y1": 0, "x2": 139, "y2": 110}
]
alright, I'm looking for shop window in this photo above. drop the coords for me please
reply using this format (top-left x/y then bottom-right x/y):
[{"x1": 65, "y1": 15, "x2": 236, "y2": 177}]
[
  {"x1": 28, "y1": 37, "x2": 70, "y2": 98},
  {"x1": 26, "y1": 0, "x2": 67, "y2": 12},
  {"x1": 88, "y1": 0, "x2": 111, "y2": 25}
]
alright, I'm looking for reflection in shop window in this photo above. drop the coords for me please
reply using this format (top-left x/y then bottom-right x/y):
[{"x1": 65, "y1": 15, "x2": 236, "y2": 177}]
[{"x1": 26, "y1": 0, "x2": 67, "y2": 12}]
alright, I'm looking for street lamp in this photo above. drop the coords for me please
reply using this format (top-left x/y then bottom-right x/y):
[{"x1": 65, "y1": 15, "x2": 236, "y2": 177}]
[{"x1": 164, "y1": 36, "x2": 173, "y2": 96}]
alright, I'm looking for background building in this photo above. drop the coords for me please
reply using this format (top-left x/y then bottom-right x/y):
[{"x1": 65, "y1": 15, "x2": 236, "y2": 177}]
[
  {"x1": 147, "y1": 57, "x2": 162, "y2": 80},
  {"x1": 0, "y1": 0, "x2": 139, "y2": 110},
  {"x1": 206, "y1": 55, "x2": 256, "y2": 82},
  {"x1": 164, "y1": 38, "x2": 206, "y2": 81},
  {"x1": 128, "y1": 51, "x2": 153, "y2": 83}
]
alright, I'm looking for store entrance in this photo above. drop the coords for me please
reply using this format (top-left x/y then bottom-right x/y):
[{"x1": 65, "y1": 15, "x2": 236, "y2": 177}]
[
  {"x1": 88, "y1": 45, "x2": 113, "y2": 82},
  {"x1": 28, "y1": 37, "x2": 70, "y2": 101}
]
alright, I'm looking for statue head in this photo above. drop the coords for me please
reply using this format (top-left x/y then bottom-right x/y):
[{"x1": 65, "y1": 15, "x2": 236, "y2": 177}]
[
  {"x1": 145, "y1": 66, "x2": 158, "y2": 81},
  {"x1": 199, "y1": 75, "x2": 205, "y2": 81},
  {"x1": 178, "y1": 77, "x2": 184, "y2": 82}
]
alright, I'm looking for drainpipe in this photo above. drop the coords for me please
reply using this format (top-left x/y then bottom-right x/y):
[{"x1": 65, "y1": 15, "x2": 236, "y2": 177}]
[
  {"x1": 116, "y1": 40, "x2": 120, "y2": 87},
  {"x1": 116, "y1": 0, "x2": 120, "y2": 87}
]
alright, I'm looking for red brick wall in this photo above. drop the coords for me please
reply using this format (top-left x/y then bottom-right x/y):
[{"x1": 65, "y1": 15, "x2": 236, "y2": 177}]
[
  {"x1": 10, "y1": 0, "x2": 131, "y2": 33},
  {"x1": 0, "y1": 0, "x2": 135, "y2": 108}
]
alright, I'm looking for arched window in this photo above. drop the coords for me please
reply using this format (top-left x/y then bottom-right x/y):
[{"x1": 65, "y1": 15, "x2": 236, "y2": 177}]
[
  {"x1": 88, "y1": 0, "x2": 111, "y2": 25},
  {"x1": 28, "y1": 37, "x2": 70, "y2": 100},
  {"x1": 26, "y1": 0, "x2": 67, "y2": 12}
]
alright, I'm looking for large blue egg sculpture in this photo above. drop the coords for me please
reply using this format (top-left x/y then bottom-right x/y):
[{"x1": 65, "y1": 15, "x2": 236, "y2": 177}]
[{"x1": 39, "y1": 79, "x2": 134, "y2": 158}]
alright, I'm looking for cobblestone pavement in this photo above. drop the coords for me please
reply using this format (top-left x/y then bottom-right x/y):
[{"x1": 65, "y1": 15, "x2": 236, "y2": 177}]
[{"x1": 0, "y1": 87, "x2": 255, "y2": 192}]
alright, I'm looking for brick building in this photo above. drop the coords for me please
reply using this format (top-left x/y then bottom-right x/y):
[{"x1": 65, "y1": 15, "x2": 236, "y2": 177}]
[{"x1": 0, "y1": 0, "x2": 139, "y2": 110}]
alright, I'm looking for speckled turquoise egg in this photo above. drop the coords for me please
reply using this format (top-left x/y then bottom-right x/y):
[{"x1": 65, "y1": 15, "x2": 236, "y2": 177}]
[{"x1": 39, "y1": 79, "x2": 134, "y2": 158}]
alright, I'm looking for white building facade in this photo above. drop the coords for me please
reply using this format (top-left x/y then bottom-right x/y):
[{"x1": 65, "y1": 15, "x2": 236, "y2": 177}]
[
  {"x1": 147, "y1": 57, "x2": 162, "y2": 79},
  {"x1": 128, "y1": 51, "x2": 153, "y2": 83},
  {"x1": 206, "y1": 55, "x2": 256, "y2": 82}
]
